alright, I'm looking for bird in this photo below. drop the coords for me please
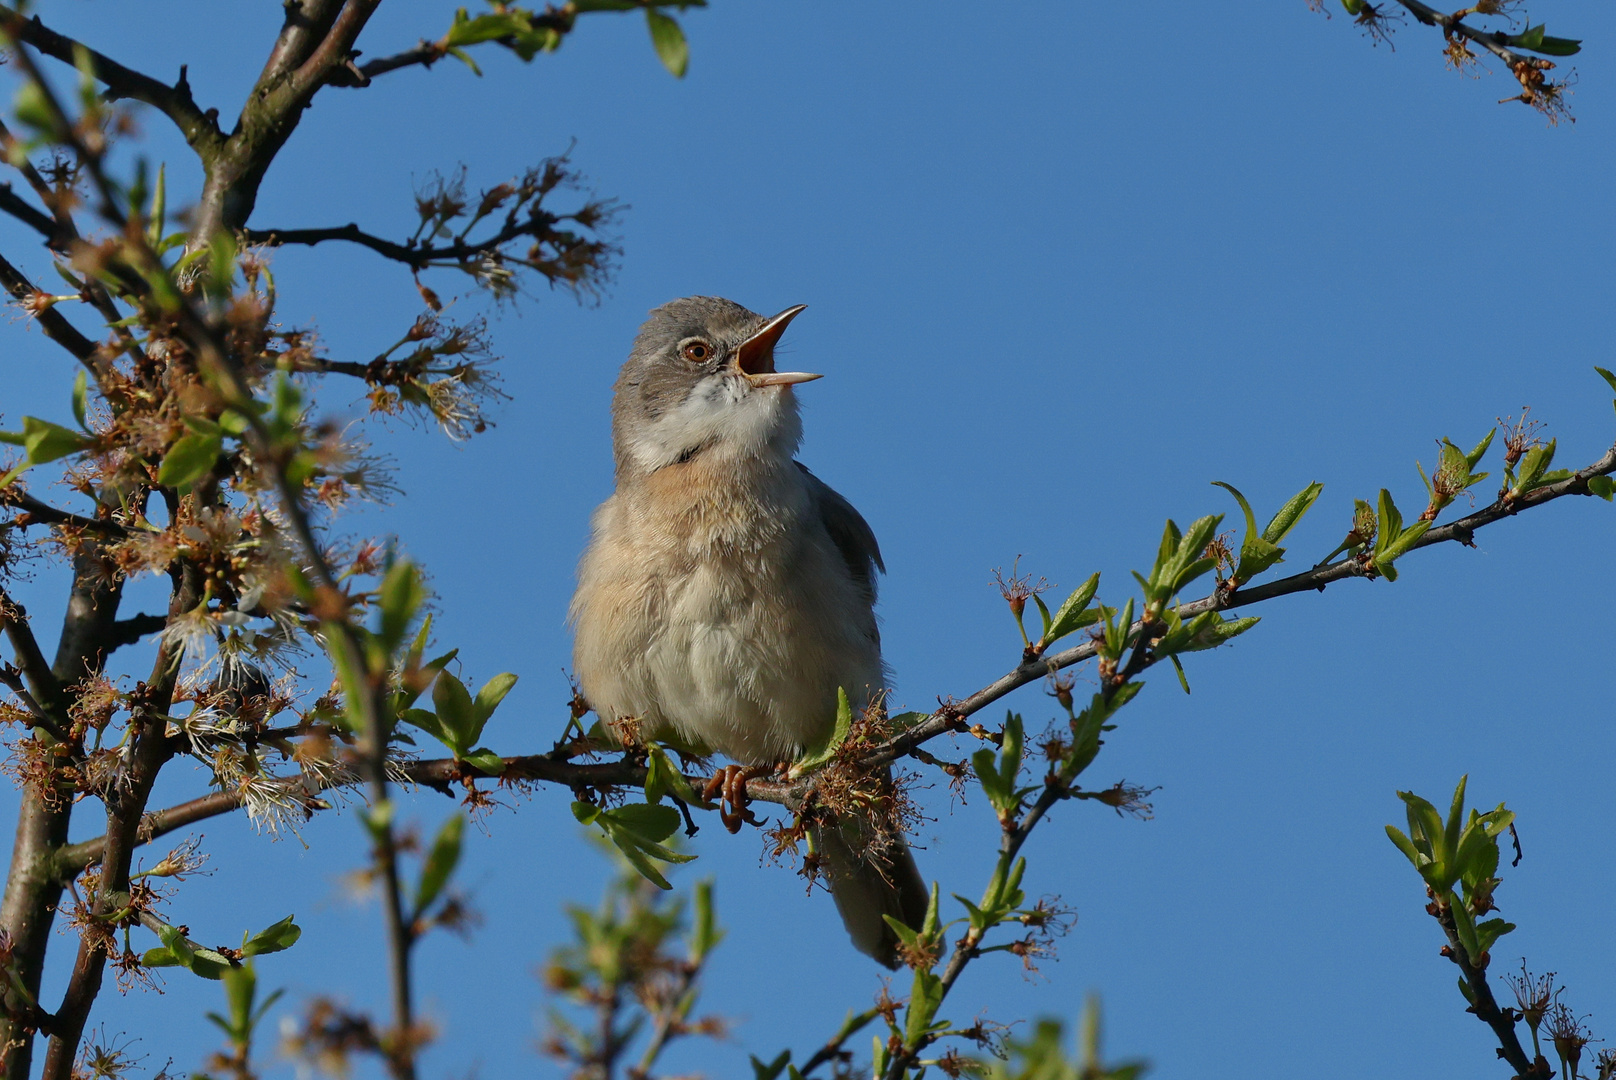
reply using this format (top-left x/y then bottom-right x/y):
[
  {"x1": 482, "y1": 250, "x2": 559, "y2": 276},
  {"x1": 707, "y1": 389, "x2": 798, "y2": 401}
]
[{"x1": 569, "y1": 296, "x2": 928, "y2": 967}]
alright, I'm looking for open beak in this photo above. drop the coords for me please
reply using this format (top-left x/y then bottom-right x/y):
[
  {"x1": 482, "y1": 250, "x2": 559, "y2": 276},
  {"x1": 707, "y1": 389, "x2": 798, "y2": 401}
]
[{"x1": 735, "y1": 304, "x2": 821, "y2": 387}]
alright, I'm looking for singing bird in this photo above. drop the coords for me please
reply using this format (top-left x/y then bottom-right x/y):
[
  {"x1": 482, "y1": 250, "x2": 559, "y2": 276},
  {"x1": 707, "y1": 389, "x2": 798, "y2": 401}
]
[{"x1": 569, "y1": 296, "x2": 927, "y2": 966}]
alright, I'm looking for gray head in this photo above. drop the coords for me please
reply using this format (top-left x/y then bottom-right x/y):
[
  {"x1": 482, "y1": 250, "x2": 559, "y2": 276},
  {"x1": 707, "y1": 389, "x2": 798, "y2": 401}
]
[{"x1": 610, "y1": 296, "x2": 821, "y2": 477}]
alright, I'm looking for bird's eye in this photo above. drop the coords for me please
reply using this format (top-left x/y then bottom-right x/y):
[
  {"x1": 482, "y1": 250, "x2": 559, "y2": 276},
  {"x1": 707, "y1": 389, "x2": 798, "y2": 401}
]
[{"x1": 680, "y1": 341, "x2": 713, "y2": 363}]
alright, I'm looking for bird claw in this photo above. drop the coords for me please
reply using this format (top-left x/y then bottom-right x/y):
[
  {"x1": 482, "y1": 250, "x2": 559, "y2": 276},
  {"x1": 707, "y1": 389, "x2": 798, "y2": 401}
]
[{"x1": 703, "y1": 764, "x2": 763, "y2": 834}]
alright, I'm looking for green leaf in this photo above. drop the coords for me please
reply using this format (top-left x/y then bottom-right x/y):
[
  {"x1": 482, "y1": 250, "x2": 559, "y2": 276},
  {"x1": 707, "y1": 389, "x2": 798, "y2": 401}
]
[
  {"x1": 158, "y1": 923, "x2": 196, "y2": 967},
  {"x1": 973, "y1": 745, "x2": 1009, "y2": 809},
  {"x1": 414, "y1": 813, "x2": 465, "y2": 916},
  {"x1": 1385, "y1": 824, "x2": 1425, "y2": 869},
  {"x1": 445, "y1": 45, "x2": 483, "y2": 75},
  {"x1": 608, "y1": 802, "x2": 682, "y2": 844},
  {"x1": 880, "y1": 913, "x2": 921, "y2": 951},
  {"x1": 646, "y1": 10, "x2": 689, "y2": 77},
  {"x1": 157, "y1": 430, "x2": 222, "y2": 488},
  {"x1": 1149, "y1": 520, "x2": 1181, "y2": 592},
  {"x1": 360, "y1": 800, "x2": 394, "y2": 843},
  {"x1": 954, "y1": 893, "x2": 987, "y2": 930},
  {"x1": 507, "y1": 25, "x2": 563, "y2": 61},
  {"x1": 205, "y1": 1010, "x2": 236, "y2": 1039},
  {"x1": 1030, "y1": 593, "x2": 1053, "y2": 642},
  {"x1": 1596, "y1": 366, "x2": 1616, "y2": 396},
  {"x1": 461, "y1": 748, "x2": 506, "y2": 776},
  {"x1": 252, "y1": 985, "x2": 284, "y2": 1030},
  {"x1": 1170, "y1": 654, "x2": 1190, "y2": 694},
  {"x1": 22, "y1": 416, "x2": 92, "y2": 465},
  {"x1": 1379, "y1": 519, "x2": 1431, "y2": 564},
  {"x1": 223, "y1": 962, "x2": 255, "y2": 1036},
  {"x1": 1040, "y1": 572, "x2": 1101, "y2": 646},
  {"x1": 904, "y1": 969, "x2": 943, "y2": 1046},
  {"x1": 1182, "y1": 614, "x2": 1259, "y2": 652},
  {"x1": 432, "y1": 671, "x2": 477, "y2": 754},
  {"x1": 207, "y1": 230, "x2": 238, "y2": 295},
  {"x1": 1447, "y1": 891, "x2": 1481, "y2": 960},
  {"x1": 12, "y1": 80, "x2": 57, "y2": 136},
  {"x1": 1474, "y1": 917, "x2": 1517, "y2": 957},
  {"x1": 156, "y1": 921, "x2": 234, "y2": 979},
  {"x1": 1507, "y1": 24, "x2": 1580, "y2": 55},
  {"x1": 141, "y1": 946, "x2": 184, "y2": 968},
  {"x1": 1375, "y1": 488, "x2": 1403, "y2": 553},
  {"x1": 1211, "y1": 481, "x2": 1258, "y2": 545},
  {"x1": 1443, "y1": 775, "x2": 1468, "y2": 867},
  {"x1": 794, "y1": 686, "x2": 853, "y2": 773},
  {"x1": 1453, "y1": 819, "x2": 1497, "y2": 892},
  {"x1": 644, "y1": 743, "x2": 703, "y2": 805},
  {"x1": 1513, "y1": 438, "x2": 1557, "y2": 495},
  {"x1": 690, "y1": 878, "x2": 722, "y2": 962},
  {"x1": 750, "y1": 1050, "x2": 792, "y2": 1080},
  {"x1": 1512, "y1": 23, "x2": 1545, "y2": 50},
  {"x1": 241, "y1": 915, "x2": 301, "y2": 958},
  {"x1": 147, "y1": 163, "x2": 166, "y2": 248},
  {"x1": 71, "y1": 371, "x2": 88, "y2": 430},
  {"x1": 1464, "y1": 429, "x2": 1495, "y2": 471},
  {"x1": 443, "y1": 11, "x2": 528, "y2": 47},
  {"x1": 400, "y1": 707, "x2": 455, "y2": 750},
  {"x1": 580, "y1": 801, "x2": 696, "y2": 890},
  {"x1": 473, "y1": 672, "x2": 518, "y2": 727},
  {"x1": 1163, "y1": 514, "x2": 1221, "y2": 595},
  {"x1": 1103, "y1": 597, "x2": 1135, "y2": 658},
  {"x1": 1588, "y1": 475, "x2": 1614, "y2": 501},
  {"x1": 189, "y1": 950, "x2": 233, "y2": 980},
  {"x1": 1263, "y1": 481, "x2": 1324, "y2": 544},
  {"x1": 377, "y1": 560, "x2": 424, "y2": 655}
]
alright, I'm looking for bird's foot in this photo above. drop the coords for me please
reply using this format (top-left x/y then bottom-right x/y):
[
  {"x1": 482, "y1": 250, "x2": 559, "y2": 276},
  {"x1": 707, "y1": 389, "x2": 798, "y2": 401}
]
[{"x1": 702, "y1": 764, "x2": 764, "y2": 834}]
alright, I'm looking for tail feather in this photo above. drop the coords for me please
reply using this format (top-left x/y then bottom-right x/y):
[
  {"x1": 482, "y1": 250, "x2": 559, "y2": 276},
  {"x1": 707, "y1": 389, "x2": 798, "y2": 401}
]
[{"x1": 814, "y1": 819, "x2": 929, "y2": 969}]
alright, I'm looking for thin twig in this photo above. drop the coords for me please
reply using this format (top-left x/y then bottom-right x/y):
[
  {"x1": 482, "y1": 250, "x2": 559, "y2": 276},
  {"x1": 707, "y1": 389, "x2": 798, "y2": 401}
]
[{"x1": 0, "y1": 5, "x2": 223, "y2": 152}]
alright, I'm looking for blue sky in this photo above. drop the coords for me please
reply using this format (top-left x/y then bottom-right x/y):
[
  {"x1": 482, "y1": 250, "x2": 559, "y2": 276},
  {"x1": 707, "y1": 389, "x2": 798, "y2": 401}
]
[{"x1": 3, "y1": 2, "x2": 1615, "y2": 1077}]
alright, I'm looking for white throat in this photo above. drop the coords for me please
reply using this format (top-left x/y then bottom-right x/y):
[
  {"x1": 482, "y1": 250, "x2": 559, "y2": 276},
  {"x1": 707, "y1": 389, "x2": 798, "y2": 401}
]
[{"x1": 623, "y1": 374, "x2": 802, "y2": 474}]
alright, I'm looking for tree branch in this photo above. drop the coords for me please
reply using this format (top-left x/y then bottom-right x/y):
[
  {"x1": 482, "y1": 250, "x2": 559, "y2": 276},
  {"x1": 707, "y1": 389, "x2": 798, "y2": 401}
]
[
  {"x1": 54, "y1": 440, "x2": 1616, "y2": 888},
  {"x1": 0, "y1": 250, "x2": 102, "y2": 370},
  {"x1": 755, "y1": 439, "x2": 1616, "y2": 808},
  {"x1": 0, "y1": 587, "x2": 64, "y2": 723},
  {"x1": 0, "y1": 7, "x2": 224, "y2": 155},
  {"x1": 0, "y1": 183, "x2": 61, "y2": 245},
  {"x1": 348, "y1": 41, "x2": 446, "y2": 84},
  {"x1": 0, "y1": 545, "x2": 123, "y2": 1080},
  {"x1": 0, "y1": 492, "x2": 123, "y2": 537},
  {"x1": 104, "y1": 615, "x2": 167, "y2": 653},
  {"x1": 1391, "y1": 0, "x2": 1541, "y2": 69},
  {"x1": 255, "y1": 0, "x2": 347, "y2": 91},
  {"x1": 245, "y1": 222, "x2": 460, "y2": 269},
  {"x1": 1434, "y1": 906, "x2": 1546, "y2": 1078}
]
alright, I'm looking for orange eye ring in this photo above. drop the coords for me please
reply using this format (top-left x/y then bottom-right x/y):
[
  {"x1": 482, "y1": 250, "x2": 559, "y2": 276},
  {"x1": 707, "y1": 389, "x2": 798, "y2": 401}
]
[{"x1": 681, "y1": 341, "x2": 713, "y2": 363}]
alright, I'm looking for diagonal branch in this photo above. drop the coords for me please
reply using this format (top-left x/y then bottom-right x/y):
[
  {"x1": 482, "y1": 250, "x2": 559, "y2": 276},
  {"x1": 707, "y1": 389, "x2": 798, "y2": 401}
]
[
  {"x1": 756, "y1": 439, "x2": 1616, "y2": 806},
  {"x1": 0, "y1": 587, "x2": 65, "y2": 723},
  {"x1": 0, "y1": 183, "x2": 60, "y2": 244},
  {"x1": 0, "y1": 6, "x2": 224, "y2": 155},
  {"x1": 0, "y1": 492, "x2": 123, "y2": 537},
  {"x1": 52, "y1": 440, "x2": 1616, "y2": 881},
  {"x1": 0, "y1": 250, "x2": 101, "y2": 369},
  {"x1": 1392, "y1": 0, "x2": 1539, "y2": 68}
]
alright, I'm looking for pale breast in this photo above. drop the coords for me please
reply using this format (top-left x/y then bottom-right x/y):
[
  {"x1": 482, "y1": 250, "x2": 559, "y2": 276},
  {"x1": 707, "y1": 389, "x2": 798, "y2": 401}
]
[{"x1": 569, "y1": 454, "x2": 883, "y2": 764}]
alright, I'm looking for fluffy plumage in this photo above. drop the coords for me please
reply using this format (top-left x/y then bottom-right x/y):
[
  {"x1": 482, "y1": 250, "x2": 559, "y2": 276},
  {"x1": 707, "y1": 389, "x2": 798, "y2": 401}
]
[{"x1": 570, "y1": 296, "x2": 927, "y2": 965}]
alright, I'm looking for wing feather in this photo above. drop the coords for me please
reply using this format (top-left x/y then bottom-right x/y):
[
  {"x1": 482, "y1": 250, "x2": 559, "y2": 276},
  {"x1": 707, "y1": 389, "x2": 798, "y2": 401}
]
[{"x1": 796, "y1": 462, "x2": 883, "y2": 605}]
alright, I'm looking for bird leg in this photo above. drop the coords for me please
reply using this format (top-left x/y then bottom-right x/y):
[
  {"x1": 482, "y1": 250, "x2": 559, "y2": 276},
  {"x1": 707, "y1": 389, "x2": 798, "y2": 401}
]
[{"x1": 702, "y1": 764, "x2": 764, "y2": 834}]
